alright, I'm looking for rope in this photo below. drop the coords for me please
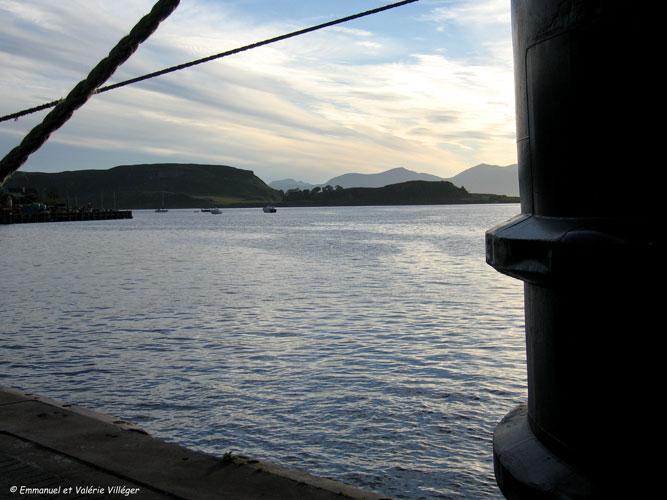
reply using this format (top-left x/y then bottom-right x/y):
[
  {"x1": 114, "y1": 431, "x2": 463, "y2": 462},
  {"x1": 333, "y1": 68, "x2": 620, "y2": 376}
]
[
  {"x1": 0, "y1": 0, "x2": 180, "y2": 186},
  {"x1": 1, "y1": 0, "x2": 419, "y2": 125}
]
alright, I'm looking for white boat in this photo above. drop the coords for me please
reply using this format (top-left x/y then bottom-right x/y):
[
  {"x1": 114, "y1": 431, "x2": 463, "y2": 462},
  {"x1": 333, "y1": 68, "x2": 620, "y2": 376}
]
[
  {"x1": 263, "y1": 204, "x2": 277, "y2": 213},
  {"x1": 210, "y1": 208, "x2": 222, "y2": 214}
]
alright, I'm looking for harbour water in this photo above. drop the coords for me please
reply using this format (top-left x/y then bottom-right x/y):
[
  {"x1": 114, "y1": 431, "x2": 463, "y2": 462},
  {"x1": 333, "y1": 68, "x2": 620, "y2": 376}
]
[{"x1": 0, "y1": 204, "x2": 526, "y2": 499}]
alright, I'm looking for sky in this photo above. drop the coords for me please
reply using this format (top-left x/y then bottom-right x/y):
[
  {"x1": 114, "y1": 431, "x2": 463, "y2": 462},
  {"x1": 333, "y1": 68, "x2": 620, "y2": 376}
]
[{"x1": 0, "y1": 0, "x2": 517, "y2": 184}]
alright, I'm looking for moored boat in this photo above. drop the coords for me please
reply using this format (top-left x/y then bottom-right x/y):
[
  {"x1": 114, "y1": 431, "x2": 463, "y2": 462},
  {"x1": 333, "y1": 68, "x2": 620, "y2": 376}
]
[{"x1": 155, "y1": 192, "x2": 168, "y2": 212}]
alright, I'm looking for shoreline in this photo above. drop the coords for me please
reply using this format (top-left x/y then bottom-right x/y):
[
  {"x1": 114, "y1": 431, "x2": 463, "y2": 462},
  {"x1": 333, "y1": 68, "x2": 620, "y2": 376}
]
[
  {"x1": 0, "y1": 209, "x2": 132, "y2": 225},
  {"x1": 0, "y1": 385, "x2": 389, "y2": 500}
]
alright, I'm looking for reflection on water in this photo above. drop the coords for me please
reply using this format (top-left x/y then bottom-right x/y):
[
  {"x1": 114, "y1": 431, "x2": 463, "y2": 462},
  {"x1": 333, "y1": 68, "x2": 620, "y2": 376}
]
[{"x1": 1, "y1": 204, "x2": 525, "y2": 499}]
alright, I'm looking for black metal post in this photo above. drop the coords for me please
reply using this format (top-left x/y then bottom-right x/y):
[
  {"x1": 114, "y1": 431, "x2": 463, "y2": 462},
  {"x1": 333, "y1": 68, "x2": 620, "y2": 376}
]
[{"x1": 486, "y1": 1, "x2": 658, "y2": 498}]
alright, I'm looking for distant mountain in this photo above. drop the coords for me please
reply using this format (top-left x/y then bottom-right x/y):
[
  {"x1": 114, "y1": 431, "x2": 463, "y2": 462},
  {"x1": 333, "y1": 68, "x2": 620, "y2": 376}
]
[
  {"x1": 4, "y1": 162, "x2": 519, "y2": 210},
  {"x1": 275, "y1": 164, "x2": 519, "y2": 196},
  {"x1": 446, "y1": 164, "x2": 518, "y2": 197},
  {"x1": 268, "y1": 178, "x2": 317, "y2": 191},
  {"x1": 5, "y1": 163, "x2": 281, "y2": 209},
  {"x1": 323, "y1": 167, "x2": 443, "y2": 189}
]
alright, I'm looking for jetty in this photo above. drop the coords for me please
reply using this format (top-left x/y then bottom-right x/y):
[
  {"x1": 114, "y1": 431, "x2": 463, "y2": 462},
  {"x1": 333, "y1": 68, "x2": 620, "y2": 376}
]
[
  {"x1": 1, "y1": 209, "x2": 132, "y2": 225},
  {"x1": 0, "y1": 386, "x2": 387, "y2": 500}
]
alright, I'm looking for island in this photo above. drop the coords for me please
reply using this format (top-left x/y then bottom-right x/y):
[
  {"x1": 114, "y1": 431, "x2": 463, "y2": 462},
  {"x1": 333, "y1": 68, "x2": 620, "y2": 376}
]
[{"x1": 2, "y1": 163, "x2": 519, "y2": 216}]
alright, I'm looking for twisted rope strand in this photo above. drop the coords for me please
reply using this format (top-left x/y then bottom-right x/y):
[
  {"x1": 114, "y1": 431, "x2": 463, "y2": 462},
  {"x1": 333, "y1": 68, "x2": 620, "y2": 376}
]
[{"x1": 0, "y1": 0, "x2": 180, "y2": 186}]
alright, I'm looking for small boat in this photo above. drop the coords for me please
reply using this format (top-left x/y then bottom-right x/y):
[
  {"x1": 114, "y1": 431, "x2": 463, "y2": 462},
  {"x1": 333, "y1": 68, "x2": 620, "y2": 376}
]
[
  {"x1": 210, "y1": 208, "x2": 222, "y2": 214},
  {"x1": 155, "y1": 192, "x2": 168, "y2": 212},
  {"x1": 263, "y1": 204, "x2": 277, "y2": 213}
]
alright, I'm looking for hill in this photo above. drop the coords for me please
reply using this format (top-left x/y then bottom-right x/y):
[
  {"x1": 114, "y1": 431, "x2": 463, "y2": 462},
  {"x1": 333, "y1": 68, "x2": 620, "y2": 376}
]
[
  {"x1": 281, "y1": 180, "x2": 518, "y2": 206},
  {"x1": 4, "y1": 164, "x2": 281, "y2": 209},
  {"x1": 447, "y1": 164, "x2": 518, "y2": 197},
  {"x1": 269, "y1": 164, "x2": 519, "y2": 196},
  {"x1": 323, "y1": 167, "x2": 443, "y2": 189},
  {"x1": 268, "y1": 178, "x2": 317, "y2": 191},
  {"x1": 3, "y1": 163, "x2": 519, "y2": 210}
]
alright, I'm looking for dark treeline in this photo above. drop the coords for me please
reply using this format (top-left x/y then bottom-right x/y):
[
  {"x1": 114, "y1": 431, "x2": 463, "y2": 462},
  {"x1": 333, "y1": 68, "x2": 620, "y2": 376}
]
[{"x1": 280, "y1": 180, "x2": 518, "y2": 206}]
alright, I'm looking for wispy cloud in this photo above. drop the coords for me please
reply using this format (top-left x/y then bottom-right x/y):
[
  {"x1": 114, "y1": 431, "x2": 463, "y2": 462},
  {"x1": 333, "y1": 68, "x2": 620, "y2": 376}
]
[
  {"x1": 1, "y1": 0, "x2": 517, "y2": 183},
  {"x1": 426, "y1": 0, "x2": 510, "y2": 25}
]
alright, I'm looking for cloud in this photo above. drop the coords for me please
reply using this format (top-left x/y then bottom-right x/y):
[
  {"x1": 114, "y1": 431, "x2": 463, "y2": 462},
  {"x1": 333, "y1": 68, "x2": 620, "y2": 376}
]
[
  {"x1": 1, "y1": 0, "x2": 517, "y2": 183},
  {"x1": 426, "y1": 0, "x2": 510, "y2": 26}
]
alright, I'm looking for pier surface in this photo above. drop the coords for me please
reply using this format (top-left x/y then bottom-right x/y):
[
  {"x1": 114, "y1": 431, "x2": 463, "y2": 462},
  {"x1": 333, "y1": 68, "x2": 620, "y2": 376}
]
[
  {"x1": 0, "y1": 387, "x2": 387, "y2": 500},
  {"x1": 0, "y1": 210, "x2": 132, "y2": 225}
]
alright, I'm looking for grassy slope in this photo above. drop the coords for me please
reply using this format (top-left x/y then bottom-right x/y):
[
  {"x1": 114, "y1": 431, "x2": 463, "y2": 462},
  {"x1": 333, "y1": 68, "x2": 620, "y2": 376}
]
[{"x1": 5, "y1": 163, "x2": 282, "y2": 209}]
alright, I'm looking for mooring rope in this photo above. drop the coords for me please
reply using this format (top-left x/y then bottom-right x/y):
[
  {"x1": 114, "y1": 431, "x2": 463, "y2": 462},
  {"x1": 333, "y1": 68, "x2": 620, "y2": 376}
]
[
  {"x1": 0, "y1": 0, "x2": 419, "y2": 186},
  {"x1": 0, "y1": 0, "x2": 181, "y2": 186}
]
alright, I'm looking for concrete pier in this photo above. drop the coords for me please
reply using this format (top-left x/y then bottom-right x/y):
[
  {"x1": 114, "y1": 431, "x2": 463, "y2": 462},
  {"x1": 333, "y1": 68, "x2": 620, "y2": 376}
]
[
  {"x1": 1, "y1": 210, "x2": 132, "y2": 225},
  {"x1": 0, "y1": 386, "x2": 388, "y2": 500}
]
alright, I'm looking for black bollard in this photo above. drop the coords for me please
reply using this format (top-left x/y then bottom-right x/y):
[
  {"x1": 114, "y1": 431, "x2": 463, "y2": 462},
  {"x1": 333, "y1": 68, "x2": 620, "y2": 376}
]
[{"x1": 486, "y1": 1, "x2": 658, "y2": 498}]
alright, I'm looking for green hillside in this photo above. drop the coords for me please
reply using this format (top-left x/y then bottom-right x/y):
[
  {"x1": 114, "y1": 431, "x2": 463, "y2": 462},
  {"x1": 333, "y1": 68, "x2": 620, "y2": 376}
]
[{"x1": 4, "y1": 163, "x2": 281, "y2": 209}]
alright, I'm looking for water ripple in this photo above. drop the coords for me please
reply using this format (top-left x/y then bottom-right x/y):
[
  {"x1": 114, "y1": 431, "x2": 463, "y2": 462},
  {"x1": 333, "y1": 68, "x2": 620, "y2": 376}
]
[{"x1": 1, "y1": 205, "x2": 525, "y2": 499}]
